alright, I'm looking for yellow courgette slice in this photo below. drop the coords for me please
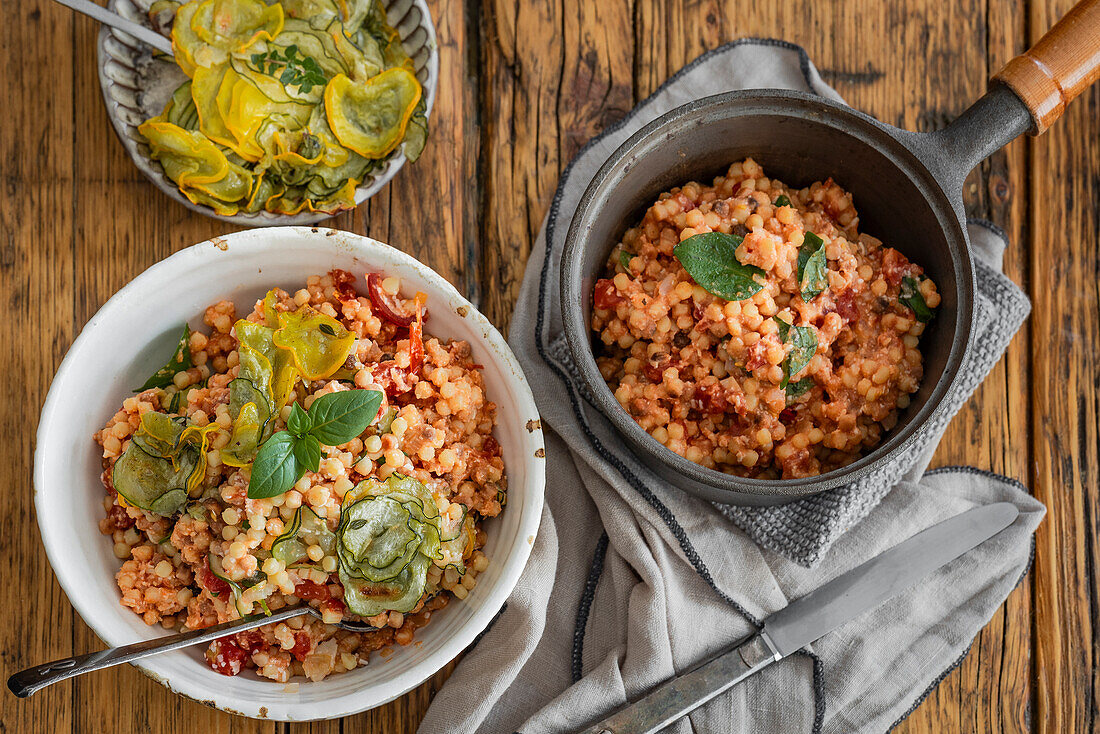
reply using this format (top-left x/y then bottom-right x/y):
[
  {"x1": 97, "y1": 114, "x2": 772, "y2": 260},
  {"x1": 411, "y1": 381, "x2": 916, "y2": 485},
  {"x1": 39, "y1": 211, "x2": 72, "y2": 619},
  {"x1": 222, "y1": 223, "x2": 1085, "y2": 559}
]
[
  {"x1": 324, "y1": 68, "x2": 421, "y2": 158},
  {"x1": 190, "y1": 0, "x2": 284, "y2": 52},
  {"x1": 191, "y1": 65, "x2": 238, "y2": 149},
  {"x1": 170, "y1": 0, "x2": 205, "y2": 76},
  {"x1": 279, "y1": 0, "x2": 342, "y2": 26},
  {"x1": 271, "y1": 305, "x2": 355, "y2": 379},
  {"x1": 139, "y1": 119, "x2": 229, "y2": 185}
]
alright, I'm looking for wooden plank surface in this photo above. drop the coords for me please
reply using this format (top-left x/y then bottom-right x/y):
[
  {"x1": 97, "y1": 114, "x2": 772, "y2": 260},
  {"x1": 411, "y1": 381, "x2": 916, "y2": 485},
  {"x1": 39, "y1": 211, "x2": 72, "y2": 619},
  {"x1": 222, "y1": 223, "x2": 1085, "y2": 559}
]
[{"x1": 1, "y1": 0, "x2": 1096, "y2": 732}]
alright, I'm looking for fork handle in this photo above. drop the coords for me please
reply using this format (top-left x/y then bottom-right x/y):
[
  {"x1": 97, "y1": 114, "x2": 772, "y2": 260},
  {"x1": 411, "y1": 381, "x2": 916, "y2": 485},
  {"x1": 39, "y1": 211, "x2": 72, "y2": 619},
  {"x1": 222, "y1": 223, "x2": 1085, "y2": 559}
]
[
  {"x1": 51, "y1": 0, "x2": 175, "y2": 55},
  {"x1": 7, "y1": 606, "x2": 307, "y2": 697}
]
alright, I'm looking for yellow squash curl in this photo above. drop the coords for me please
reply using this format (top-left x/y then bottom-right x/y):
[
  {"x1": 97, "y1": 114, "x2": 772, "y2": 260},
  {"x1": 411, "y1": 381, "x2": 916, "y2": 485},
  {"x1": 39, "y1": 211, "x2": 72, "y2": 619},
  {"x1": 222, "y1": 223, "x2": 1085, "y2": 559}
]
[
  {"x1": 324, "y1": 68, "x2": 421, "y2": 159},
  {"x1": 272, "y1": 305, "x2": 355, "y2": 379}
]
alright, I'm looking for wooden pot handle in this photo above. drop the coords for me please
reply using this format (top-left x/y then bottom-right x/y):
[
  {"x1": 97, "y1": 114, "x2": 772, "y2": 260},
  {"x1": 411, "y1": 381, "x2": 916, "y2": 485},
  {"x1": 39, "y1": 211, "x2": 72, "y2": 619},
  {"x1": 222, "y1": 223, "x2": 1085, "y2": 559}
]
[{"x1": 992, "y1": 0, "x2": 1100, "y2": 134}]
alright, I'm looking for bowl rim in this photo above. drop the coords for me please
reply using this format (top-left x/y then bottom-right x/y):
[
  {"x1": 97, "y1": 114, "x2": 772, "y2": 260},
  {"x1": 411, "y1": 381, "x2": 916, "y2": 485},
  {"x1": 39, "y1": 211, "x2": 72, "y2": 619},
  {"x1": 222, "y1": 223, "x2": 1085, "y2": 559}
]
[
  {"x1": 560, "y1": 88, "x2": 975, "y2": 501},
  {"x1": 97, "y1": 0, "x2": 441, "y2": 226},
  {"x1": 33, "y1": 226, "x2": 545, "y2": 719}
]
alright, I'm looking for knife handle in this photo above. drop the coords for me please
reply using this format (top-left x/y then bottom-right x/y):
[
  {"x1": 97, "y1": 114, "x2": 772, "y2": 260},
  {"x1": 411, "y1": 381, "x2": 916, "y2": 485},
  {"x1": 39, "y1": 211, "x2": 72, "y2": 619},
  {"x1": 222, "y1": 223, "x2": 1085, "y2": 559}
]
[{"x1": 575, "y1": 632, "x2": 782, "y2": 734}]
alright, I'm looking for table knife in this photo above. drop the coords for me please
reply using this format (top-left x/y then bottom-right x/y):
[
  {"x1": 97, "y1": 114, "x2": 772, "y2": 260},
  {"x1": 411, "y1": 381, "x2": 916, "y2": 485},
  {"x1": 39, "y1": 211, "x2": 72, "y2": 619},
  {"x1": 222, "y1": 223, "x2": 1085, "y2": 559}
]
[{"x1": 577, "y1": 502, "x2": 1019, "y2": 734}]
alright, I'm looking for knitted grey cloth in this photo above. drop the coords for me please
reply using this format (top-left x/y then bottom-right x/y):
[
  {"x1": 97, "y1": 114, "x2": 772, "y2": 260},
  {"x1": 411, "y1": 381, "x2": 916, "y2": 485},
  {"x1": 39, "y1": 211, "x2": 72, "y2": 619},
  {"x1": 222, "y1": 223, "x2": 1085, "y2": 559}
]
[{"x1": 419, "y1": 40, "x2": 1043, "y2": 734}]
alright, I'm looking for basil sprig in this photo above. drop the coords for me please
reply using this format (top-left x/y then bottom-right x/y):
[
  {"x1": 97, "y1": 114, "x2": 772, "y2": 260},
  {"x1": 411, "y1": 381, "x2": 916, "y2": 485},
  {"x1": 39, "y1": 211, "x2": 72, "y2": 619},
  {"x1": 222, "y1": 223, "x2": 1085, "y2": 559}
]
[
  {"x1": 797, "y1": 232, "x2": 828, "y2": 302},
  {"x1": 248, "y1": 389, "x2": 384, "y2": 499},
  {"x1": 774, "y1": 317, "x2": 818, "y2": 392},
  {"x1": 673, "y1": 232, "x2": 765, "y2": 302},
  {"x1": 136, "y1": 324, "x2": 192, "y2": 392},
  {"x1": 899, "y1": 276, "x2": 935, "y2": 323}
]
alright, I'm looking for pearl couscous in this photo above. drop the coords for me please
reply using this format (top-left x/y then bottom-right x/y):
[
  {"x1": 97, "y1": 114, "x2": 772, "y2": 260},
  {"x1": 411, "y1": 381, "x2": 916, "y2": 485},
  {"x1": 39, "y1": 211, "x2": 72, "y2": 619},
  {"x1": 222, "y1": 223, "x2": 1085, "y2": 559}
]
[
  {"x1": 592, "y1": 158, "x2": 940, "y2": 479},
  {"x1": 95, "y1": 269, "x2": 504, "y2": 682}
]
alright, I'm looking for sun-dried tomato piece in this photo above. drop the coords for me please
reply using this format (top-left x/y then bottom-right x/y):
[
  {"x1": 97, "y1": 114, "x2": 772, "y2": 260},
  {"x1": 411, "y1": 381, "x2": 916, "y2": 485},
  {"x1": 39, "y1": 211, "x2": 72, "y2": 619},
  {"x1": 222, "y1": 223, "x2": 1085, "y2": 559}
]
[
  {"x1": 293, "y1": 580, "x2": 330, "y2": 601},
  {"x1": 206, "y1": 638, "x2": 249, "y2": 676},
  {"x1": 367, "y1": 273, "x2": 415, "y2": 326},
  {"x1": 593, "y1": 279, "x2": 625, "y2": 310}
]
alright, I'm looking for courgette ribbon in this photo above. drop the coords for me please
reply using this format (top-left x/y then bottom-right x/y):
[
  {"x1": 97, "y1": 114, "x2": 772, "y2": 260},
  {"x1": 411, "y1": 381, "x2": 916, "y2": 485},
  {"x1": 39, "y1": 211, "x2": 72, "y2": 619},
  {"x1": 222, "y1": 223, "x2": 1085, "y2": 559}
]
[
  {"x1": 208, "y1": 552, "x2": 269, "y2": 617},
  {"x1": 145, "y1": 0, "x2": 429, "y2": 216},
  {"x1": 271, "y1": 505, "x2": 336, "y2": 565},
  {"x1": 113, "y1": 412, "x2": 218, "y2": 516},
  {"x1": 335, "y1": 475, "x2": 444, "y2": 617}
]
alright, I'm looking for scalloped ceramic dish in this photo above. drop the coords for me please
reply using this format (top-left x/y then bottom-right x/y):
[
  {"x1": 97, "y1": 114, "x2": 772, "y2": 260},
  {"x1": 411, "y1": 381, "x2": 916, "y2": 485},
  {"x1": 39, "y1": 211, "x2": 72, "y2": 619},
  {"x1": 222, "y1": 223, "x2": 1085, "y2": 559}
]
[
  {"x1": 97, "y1": 0, "x2": 439, "y2": 226},
  {"x1": 33, "y1": 228, "x2": 544, "y2": 720}
]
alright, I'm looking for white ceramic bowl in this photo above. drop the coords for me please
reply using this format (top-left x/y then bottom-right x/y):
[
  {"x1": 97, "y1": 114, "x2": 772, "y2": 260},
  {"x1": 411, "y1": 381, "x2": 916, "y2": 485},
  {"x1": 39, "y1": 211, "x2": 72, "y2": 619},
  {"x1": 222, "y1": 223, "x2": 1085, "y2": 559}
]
[
  {"x1": 33, "y1": 228, "x2": 545, "y2": 720},
  {"x1": 98, "y1": 0, "x2": 439, "y2": 226}
]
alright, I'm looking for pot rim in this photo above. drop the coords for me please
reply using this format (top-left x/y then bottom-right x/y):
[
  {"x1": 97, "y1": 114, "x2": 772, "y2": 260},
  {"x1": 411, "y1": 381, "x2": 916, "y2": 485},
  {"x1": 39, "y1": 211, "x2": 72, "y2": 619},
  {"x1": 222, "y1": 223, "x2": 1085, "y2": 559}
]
[{"x1": 561, "y1": 88, "x2": 975, "y2": 502}]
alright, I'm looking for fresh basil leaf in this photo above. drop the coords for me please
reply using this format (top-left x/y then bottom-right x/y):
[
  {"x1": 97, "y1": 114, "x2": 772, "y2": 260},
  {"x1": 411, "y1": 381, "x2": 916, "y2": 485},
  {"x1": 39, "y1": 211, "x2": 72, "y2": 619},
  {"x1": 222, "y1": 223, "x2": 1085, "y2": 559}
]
[
  {"x1": 785, "y1": 377, "x2": 815, "y2": 399},
  {"x1": 319, "y1": 323, "x2": 338, "y2": 337},
  {"x1": 287, "y1": 402, "x2": 311, "y2": 437},
  {"x1": 797, "y1": 232, "x2": 828, "y2": 302},
  {"x1": 775, "y1": 195, "x2": 791, "y2": 207},
  {"x1": 294, "y1": 433, "x2": 322, "y2": 474},
  {"x1": 248, "y1": 431, "x2": 301, "y2": 499},
  {"x1": 136, "y1": 324, "x2": 192, "y2": 392},
  {"x1": 784, "y1": 327, "x2": 817, "y2": 387},
  {"x1": 774, "y1": 317, "x2": 790, "y2": 343},
  {"x1": 619, "y1": 250, "x2": 634, "y2": 270},
  {"x1": 673, "y1": 232, "x2": 765, "y2": 302},
  {"x1": 775, "y1": 317, "x2": 818, "y2": 388},
  {"x1": 307, "y1": 390, "x2": 384, "y2": 446},
  {"x1": 900, "y1": 276, "x2": 935, "y2": 323}
]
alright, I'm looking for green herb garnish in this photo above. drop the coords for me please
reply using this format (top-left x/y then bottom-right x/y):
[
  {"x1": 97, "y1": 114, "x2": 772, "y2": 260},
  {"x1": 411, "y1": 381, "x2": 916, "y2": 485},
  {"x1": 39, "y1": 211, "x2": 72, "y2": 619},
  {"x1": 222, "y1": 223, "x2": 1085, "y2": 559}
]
[
  {"x1": 319, "y1": 323, "x2": 338, "y2": 337},
  {"x1": 673, "y1": 232, "x2": 765, "y2": 302},
  {"x1": 797, "y1": 232, "x2": 828, "y2": 302},
  {"x1": 899, "y1": 276, "x2": 935, "y2": 323},
  {"x1": 247, "y1": 389, "x2": 384, "y2": 499},
  {"x1": 774, "y1": 317, "x2": 818, "y2": 389},
  {"x1": 250, "y1": 44, "x2": 327, "y2": 94},
  {"x1": 775, "y1": 195, "x2": 791, "y2": 207},
  {"x1": 136, "y1": 324, "x2": 192, "y2": 392},
  {"x1": 619, "y1": 250, "x2": 634, "y2": 270},
  {"x1": 785, "y1": 377, "x2": 815, "y2": 399}
]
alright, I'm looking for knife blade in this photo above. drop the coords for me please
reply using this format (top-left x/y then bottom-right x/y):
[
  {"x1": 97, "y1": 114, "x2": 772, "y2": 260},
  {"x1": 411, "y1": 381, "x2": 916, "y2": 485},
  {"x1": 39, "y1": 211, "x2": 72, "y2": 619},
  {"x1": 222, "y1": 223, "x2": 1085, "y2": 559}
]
[{"x1": 576, "y1": 502, "x2": 1019, "y2": 734}]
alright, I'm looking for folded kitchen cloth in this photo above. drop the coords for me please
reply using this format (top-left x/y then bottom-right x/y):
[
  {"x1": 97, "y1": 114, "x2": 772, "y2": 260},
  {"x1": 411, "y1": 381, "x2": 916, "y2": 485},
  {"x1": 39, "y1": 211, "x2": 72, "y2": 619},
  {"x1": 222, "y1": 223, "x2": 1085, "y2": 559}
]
[{"x1": 419, "y1": 39, "x2": 1044, "y2": 734}]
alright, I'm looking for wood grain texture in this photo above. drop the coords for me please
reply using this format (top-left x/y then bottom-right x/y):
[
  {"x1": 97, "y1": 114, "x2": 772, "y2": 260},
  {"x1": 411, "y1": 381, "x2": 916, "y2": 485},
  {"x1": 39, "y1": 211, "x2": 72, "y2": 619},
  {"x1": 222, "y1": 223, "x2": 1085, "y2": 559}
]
[
  {"x1": 1, "y1": 0, "x2": 1095, "y2": 732},
  {"x1": 1027, "y1": 0, "x2": 1100, "y2": 730}
]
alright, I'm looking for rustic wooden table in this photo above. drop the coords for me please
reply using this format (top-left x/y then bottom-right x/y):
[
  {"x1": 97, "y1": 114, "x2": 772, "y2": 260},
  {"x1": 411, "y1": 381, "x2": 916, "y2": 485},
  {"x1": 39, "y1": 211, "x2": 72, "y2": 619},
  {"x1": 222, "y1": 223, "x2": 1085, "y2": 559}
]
[{"x1": 2, "y1": 0, "x2": 1096, "y2": 731}]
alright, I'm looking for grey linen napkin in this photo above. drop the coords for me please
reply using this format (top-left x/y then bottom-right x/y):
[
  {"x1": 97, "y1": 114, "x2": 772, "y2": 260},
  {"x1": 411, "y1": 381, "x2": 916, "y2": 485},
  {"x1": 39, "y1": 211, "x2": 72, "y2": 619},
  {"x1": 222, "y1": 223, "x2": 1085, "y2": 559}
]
[{"x1": 419, "y1": 40, "x2": 1045, "y2": 734}]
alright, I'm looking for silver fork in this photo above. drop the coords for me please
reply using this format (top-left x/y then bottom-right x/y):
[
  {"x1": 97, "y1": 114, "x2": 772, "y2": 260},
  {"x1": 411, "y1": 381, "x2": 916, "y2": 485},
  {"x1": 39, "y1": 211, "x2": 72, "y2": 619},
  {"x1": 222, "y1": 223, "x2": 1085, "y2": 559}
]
[
  {"x1": 7, "y1": 605, "x2": 378, "y2": 697},
  {"x1": 51, "y1": 0, "x2": 175, "y2": 55}
]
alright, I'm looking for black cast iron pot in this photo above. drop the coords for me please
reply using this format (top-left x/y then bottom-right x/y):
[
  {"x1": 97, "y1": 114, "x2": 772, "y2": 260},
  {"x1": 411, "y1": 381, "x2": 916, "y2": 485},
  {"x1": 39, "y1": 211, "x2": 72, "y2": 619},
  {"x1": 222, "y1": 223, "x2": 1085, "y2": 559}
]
[{"x1": 560, "y1": 1, "x2": 1100, "y2": 505}]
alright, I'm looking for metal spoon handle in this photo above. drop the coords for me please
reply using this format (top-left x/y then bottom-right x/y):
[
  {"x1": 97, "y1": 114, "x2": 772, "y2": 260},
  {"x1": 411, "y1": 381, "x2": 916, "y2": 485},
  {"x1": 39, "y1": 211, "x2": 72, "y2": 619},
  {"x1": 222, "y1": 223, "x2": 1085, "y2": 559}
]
[
  {"x1": 7, "y1": 606, "x2": 307, "y2": 697},
  {"x1": 51, "y1": 0, "x2": 175, "y2": 55}
]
